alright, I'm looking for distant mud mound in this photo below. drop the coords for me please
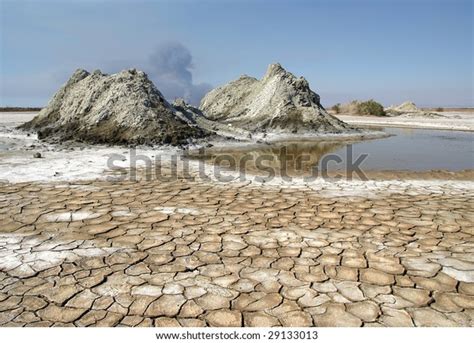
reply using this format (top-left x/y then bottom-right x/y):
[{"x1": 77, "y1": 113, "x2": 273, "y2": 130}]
[
  {"x1": 20, "y1": 69, "x2": 207, "y2": 145},
  {"x1": 199, "y1": 63, "x2": 353, "y2": 134},
  {"x1": 392, "y1": 101, "x2": 419, "y2": 113},
  {"x1": 385, "y1": 101, "x2": 444, "y2": 118},
  {"x1": 386, "y1": 101, "x2": 420, "y2": 115}
]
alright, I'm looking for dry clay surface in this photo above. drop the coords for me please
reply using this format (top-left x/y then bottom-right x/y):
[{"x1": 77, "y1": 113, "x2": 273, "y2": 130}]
[{"x1": 1, "y1": 175, "x2": 473, "y2": 327}]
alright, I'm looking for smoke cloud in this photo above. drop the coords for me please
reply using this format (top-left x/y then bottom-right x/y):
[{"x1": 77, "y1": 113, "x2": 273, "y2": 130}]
[
  {"x1": 0, "y1": 42, "x2": 212, "y2": 107},
  {"x1": 147, "y1": 42, "x2": 212, "y2": 106}
]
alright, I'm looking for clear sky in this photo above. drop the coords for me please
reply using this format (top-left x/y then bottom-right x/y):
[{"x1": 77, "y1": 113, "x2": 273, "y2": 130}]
[{"x1": 1, "y1": 0, "x2": 472, "y2": 107}]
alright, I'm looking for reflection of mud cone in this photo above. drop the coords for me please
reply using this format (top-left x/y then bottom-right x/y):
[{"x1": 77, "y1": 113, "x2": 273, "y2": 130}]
[{"x1": 190, "y1": 140, "x2": 346, "y2": 177}]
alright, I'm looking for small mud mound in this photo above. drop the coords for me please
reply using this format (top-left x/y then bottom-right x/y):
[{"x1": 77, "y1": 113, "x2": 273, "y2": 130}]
[
  {"x1": 20, "y1": 69, "x2": 207, "y2": 145},
  {"x1": 385, "y1": 101, "x2": 443, "y2": 117},
  {"x1": 391, "y1": 101, "x2": 419, "y2": 113},
  {"x1": 199, "y1": 63, "x2": 354, "y2": 134},
  {"x1": 385, "y1": 101, "x2": 420, "y2": 115}
]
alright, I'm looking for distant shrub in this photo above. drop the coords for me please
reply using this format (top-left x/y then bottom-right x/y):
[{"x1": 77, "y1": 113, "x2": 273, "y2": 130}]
[
  {"x1": 435, "y1": 107, "x2": 444, "y2": 112},
  {"x1": 331, "y1": 103, "x2": 341, "y2": 114},
  {"x1": 357, "y1": 100, "x2": 385, "y2": 116}
]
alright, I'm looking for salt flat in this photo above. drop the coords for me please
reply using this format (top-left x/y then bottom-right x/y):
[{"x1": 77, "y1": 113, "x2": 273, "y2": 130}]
[{"x1": 335, "y1": 111, "x2": 474, "y2": 132}]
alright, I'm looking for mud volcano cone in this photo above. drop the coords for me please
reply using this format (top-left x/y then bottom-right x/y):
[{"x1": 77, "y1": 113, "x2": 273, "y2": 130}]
[
  {"x1": 199, "y1": 63, "x2": 353, "y2": 134},
  {"x1": 20, "y1": 69, "x2": 207, "y2": 145}
]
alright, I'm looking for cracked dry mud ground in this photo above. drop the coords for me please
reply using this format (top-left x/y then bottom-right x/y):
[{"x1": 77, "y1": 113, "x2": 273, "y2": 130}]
[{"x1": 0, "y1": 177, "x2": 473, "y2": 327}]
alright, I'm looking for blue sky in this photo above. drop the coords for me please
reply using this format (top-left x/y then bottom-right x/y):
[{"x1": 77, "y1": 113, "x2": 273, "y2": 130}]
[{"x1": 1, "y1": 0, "x2": 472, "y2": 107}]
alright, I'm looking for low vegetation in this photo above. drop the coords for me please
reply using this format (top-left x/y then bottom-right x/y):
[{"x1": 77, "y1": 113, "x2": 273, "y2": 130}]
[{"x1": 356, "y1": 100, "x2": 386, "y2": 116}]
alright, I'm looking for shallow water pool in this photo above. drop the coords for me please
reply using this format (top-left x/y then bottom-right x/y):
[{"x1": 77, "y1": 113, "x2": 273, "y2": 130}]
[{"x1": 187, "y1": 128, "x2": 474, "y2": 176}]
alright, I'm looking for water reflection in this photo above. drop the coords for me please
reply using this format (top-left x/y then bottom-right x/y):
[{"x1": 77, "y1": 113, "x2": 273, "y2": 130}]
[
  {"x1": 185, "y1": 127, "x2": 474, "y2": 177},
  {"x1": 186, "y1": 140, "x2": 347, "y2": 177}
]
